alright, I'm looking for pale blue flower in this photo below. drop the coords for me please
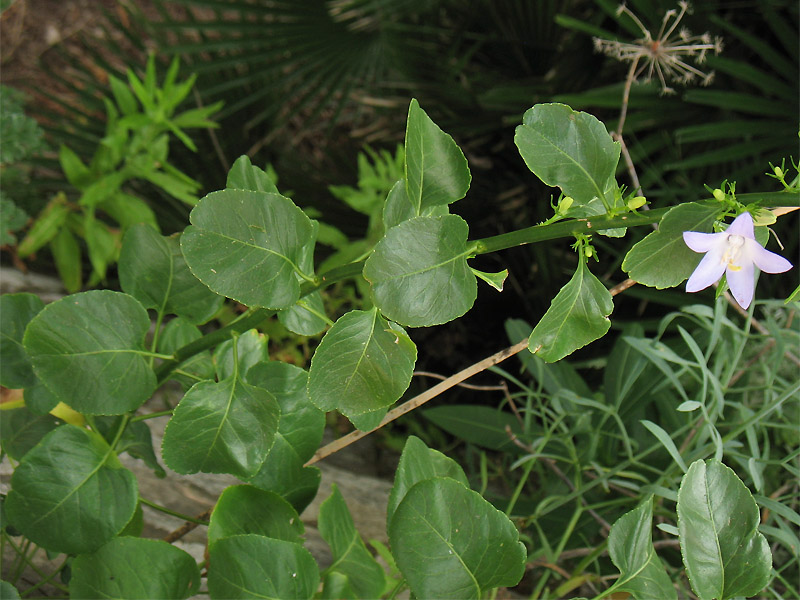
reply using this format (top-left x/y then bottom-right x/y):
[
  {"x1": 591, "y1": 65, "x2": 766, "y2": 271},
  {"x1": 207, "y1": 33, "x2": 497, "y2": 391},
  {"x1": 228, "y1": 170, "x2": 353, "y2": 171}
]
[{"x1": 683, "y1": 211, "x2": 792, "y2": 309}]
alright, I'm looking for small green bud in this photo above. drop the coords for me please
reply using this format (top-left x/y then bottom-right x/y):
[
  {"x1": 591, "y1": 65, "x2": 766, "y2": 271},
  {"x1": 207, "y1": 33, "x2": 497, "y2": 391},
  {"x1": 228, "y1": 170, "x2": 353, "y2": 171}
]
[
  {"x1": 585, "y1": 246, "x2": 593, "y2": 259},
  {"x1": 559, "y1": 196, "x2": 574, "y2": 213},
  {"x1": 627, "y1": 196, "x2": 646, "y2": 210},
  {"x1": 773, "y1": 165, "x2": 784, "y2": 179},
  {"x1": 712, "y1": 188, "x2": 725, "y2": 202}
]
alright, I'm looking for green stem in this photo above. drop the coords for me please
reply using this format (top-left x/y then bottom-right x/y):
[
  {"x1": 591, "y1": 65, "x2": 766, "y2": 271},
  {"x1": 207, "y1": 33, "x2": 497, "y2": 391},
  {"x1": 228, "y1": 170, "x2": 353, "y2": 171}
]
[
  {"x1": 109, "y1": 414, "x2": 131, "y2": 453},
  {"x1": 19, "y1": 555, "x2": 71, "y2": 596},
  {"x1": 139, "y1": 497, "x2": 210, "y2": 525},
  {"x1": 149, "y1": 309, "x2": 167, "y2": 369},
  {"x1": 130, "y1": 409, "x2": 174, "y2": 423},
  {"x1": 505, "y1": 460, "x2": 534, "y2": 515}
]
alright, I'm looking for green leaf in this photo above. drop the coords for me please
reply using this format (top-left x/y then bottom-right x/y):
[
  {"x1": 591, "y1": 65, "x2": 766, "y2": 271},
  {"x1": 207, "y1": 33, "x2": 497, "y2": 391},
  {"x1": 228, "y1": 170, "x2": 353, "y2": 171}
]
[
  {"x1": 529, "y1": 260, "x2": 613, "y2": 362},
  {"x1": 50, "y1": 227, "x2": 82, "y2": 293},
  {"x1": 607, "y1": 497, "x2": 676, "y2": 599},
  {"x1": 389, "y1": 477, "x2": 526, "y2": 599},
  {"x1": 23, "y1": 291, "x2": 156, "y2": 415},
  {"x1": 208, "y1": 485, "x2": 304, "y2": 546},
  {"x1": 641, "y1": 419, "x2": 688, "y2": 473},
  {"x1": 622, "y1": 202, "x2": 720, "y2": 288},
  {"x1": 157, "y1": 318, "x2": 215, "y2": 390},
  {"x1": 70, "y1": 537, "x2": 200, "y2": 600},
  {"x1": 677, "y1": 459, "x2": 772, "y2": 600},
  {"x1": 17, "y1": 195, "x2": 70, "y2": 258},
  {"x1": 387, "y1": 436, "x2": 468, "y2": 526},
  {"x1": 5, "y1": 425, "x2": 138, "y2": 554},
  {"x1": 226, "y1": 155, "x2": 280, "y2": 194},
  {"x1": 100, "y1": 192, "x2": 159, "y2": 230},
  {"x1": 83, "y1": 214, "x2": 118, "y2": 281},
  {"x1": 213, "y1": 329, "x2": 269, "y2": 381},
  {"x1": 307, "y1": 308, "x2": 416, "y2": 431},
  {"x1": 405, "y1": 99, "x2": 471, "y2": 216},
  {"x1": 58, "y1": 144, "x2": 91, "y2": 187},
  {"x1": 108, "y1": 74, "x2": 139, "y2": 116},
  {"x1": 422, "y1": 405, "x2": 527, "y2": 453},
  {"x1": 120, "y1": 224, "x2": 222, "y2": 324},
  {"x1": 181, "y1": 189, "x2": 314, "y2": 309},
  {"x1": 0, "y1": 293, "x2": 44, "y2": 389},
  {"x1": 0, "y1": 581, "x2": 20, "y2": 600},
  {"x1": 0, "y1": 407, "x2": 59, "y2": 461},
  {"x1": 208, "y1": 534, "x2": 319, "y2": 600},
  {"x1": 95, "y1": 416, "x2": 165, "y2": 478},
  {"x1": 161, "y1": 373, "x2": 280, "y2": 478},
  {"x1": 0, "y1": 197, "x2": 28, "y2": 246},
  {"x1": 246, "y1": 362, "x2": 324, "y2": 513},
  {"x1": 383, "y1": 179, "x2": 415, "y2": 229},
  {"x1": 471, "y1": 267, "x2": 508, "y2": 291},
  {"x1": 364, "y1": 215, "x2": 477, "y2": 327},
  {"x1": 278, "y1": 292, "x2": 328, "y2": 336},
  {"x1": 514, "y1": 103, "x2": 620, "y2": 209},
  {"x1": 319, "y1": 485, "x2": 385, "y2": 599},
  {"x1": 22, "y1": 379, "x2": 60, "y2": 415}
]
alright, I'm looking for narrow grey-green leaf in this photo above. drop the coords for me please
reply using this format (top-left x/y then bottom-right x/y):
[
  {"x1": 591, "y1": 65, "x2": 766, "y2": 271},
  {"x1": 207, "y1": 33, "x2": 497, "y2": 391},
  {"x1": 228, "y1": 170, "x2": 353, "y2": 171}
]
[
  {"x1": 226, "y1": 155, "x2": 280, "y2": 194},
  {"x1": 608, "y1": 496, "x2": 676, "y2": 599},
  {"x1": 208, "y1": 485, "x2": 304, "y2": 546},
  {"x1": 70, "y1": 537, "x2": 200, "y2": 600},
  {"x1": 181, "y1": 189, "x2": 313, "y2": 309},
  {"x1": 23, "y1": 291, "x2": 155, "y2": 414},
  {"x1": 529, "y1": 260, "x2": 613, "y2": 362},
  {"x1": 405, "y1": 99, "x2": 471, "y2": 215},
  {"x1": 5, "y1": 425, "x2": 138, "y2": 555},
  {"x1": 364, "y1": 214, "x2": 477, "y2": 327},
  {"x1": 208, "y1": 535, "x2": 319, "y2": 600},
  {"x1": 677, "y1": 459, "x2": 771, "y2": 600},
  {"x1": 387, "y1": 436, "x2": 468, "y2": 526},
  {"x1": 514, "y1": 103, "x2": 619, "y2": 208},
  {"x1": 622, "y1": 202, "x2": 720, "y2": 288},
  {"x1": 0, "y1": 293, "x2": 44, "y2": 389},
  {"x1": 161, "y1": 374, "x2": 280, "y2": 478},
  {"x1": 246, "y1": 362, "x2": 324, "y2": 513},
  {"x1": 307, "y1": 309, "x2": 416, "y2": 431},
  {"x1": 119, "y1": 224, "x2": 222, "y2": 324},
  {"x1": 389, "y1": 477, "x2": 526, "y2": 599},
  {"x1": 319, "y1": 485, "x2": 385, "y2": 599}
]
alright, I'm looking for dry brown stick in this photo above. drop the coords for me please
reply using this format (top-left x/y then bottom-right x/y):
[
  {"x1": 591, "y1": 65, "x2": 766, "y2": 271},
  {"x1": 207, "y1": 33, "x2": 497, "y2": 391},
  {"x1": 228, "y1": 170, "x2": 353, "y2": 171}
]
[
  {"x1": 162, "y1": 508, "x2": 212, "y2": 544},
  {"x1": 412, "y1": 370, "x2": 507, "y2": 391},
  {"x1": 306, "y1": 339, "x2": 531, "y2": 466}
]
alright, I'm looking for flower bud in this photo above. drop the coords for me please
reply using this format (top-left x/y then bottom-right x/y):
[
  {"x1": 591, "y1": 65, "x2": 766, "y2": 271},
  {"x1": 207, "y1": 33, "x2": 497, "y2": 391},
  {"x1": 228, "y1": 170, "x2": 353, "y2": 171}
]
[
  {"x1": 559, "y1": 196, "x2": 574, "y2": 214},
  {"x1": 773, "y1": 165, "x2": 784, "y2": 179},
  {"x1": 712, "y1": 188, "x2": 725, "y2": 202}
]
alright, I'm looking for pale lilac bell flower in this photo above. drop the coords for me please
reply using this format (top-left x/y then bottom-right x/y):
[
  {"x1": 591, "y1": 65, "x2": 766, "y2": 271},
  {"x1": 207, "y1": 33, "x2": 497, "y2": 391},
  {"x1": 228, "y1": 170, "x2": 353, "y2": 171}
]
[{"x1": 683, "y1": 211, "x2": 792, "y2": 309}]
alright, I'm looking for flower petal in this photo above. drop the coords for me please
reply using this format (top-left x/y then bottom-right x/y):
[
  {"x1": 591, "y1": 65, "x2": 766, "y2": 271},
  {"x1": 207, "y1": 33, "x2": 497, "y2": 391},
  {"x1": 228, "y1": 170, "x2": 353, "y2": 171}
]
[
  {"x1": 726, "y1": 260, "x2": 755, "y2": 309},
  {"x1": 726, "y1": 212, "x2": 755, "y2": 238},
  {"x1": 686, "y1": 248, "x2": 726, "y2": 292},
  {"x1": 683, "y1": 231, "x2": 724, "y2": 253},
  {"x1": 744, "y1": 239, "x2": 793, "y2": 274}
]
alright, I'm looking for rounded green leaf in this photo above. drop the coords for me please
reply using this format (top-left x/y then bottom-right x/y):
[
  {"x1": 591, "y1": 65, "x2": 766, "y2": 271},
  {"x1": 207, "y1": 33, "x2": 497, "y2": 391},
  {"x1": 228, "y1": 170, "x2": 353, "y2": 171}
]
[
  {"x1": 529, "y1": 260, "x2": 613, "y2": 362},
  {"x1": 213, "y1": 329, "x2": 269, "y2": 381},
  {"x1": 677, "y1": 459, "x2": 771, "y2": 600},
  {"x1": 318, "y1": 485, "x2": 385, "y2": 599},
  {"x1": 0, "y1": 581, "x2": 20, "y2": 600},
  {"x1": 405, "y1": 99, "x2": 471, "y2": 215},
  {"x1": 364, "y1": 214, "x2": 477, "y2": 327},
  {"x1": 22, "y1": 291, "x2": 155, "y2": 415},
  {"x1": 226, "y1": 155, "x2": 279, "y2": 194},
  {"x1": 119, "y1": 224, "x2": 222, "y2": 324},
  {"x1": 514, "y1": 103, "x2": 619, "y2": 208},
  {"x1": 70, "y1": 537, "x2": 200, "y2": 600},
  {"x1": 5, "y1": 425, "x2": 138, "y2": 555},
  {"x1": 389, "y1": 477, "x2": 526, "y2": 599},
  {"x1": 622, "y1": 202, "x2": 719, "y2": 288},
  {"x1": 608, "y1": 497, "x2": 676, "y2": 599},
  {"x1": 208, "y1": 485, "x2": 304, "y2": 546},
  {"x1": 246, "y1": 362, "x2": 324, "y2": 513},
  {"x1": 181, "y1": 189, "x2": 314, "y2": 309},
  {"x1": 388, "y1": 436, "x2": 468, "y2": 525},
  {"x1": 0, "y1": 407, "x2": 59, "y2": 461},
  {"x1": 0, "y1": 293, "x2": 44, "y2": 389},
  {"x1": 207, "y1": 534, "x2": 319, "y2": 600},
  {"x1": 307, "y1": 309, "x2": 416, "y2": 431},
  {"x1": 161, "y1": 375, "x2": 280, "y2": 478}
]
